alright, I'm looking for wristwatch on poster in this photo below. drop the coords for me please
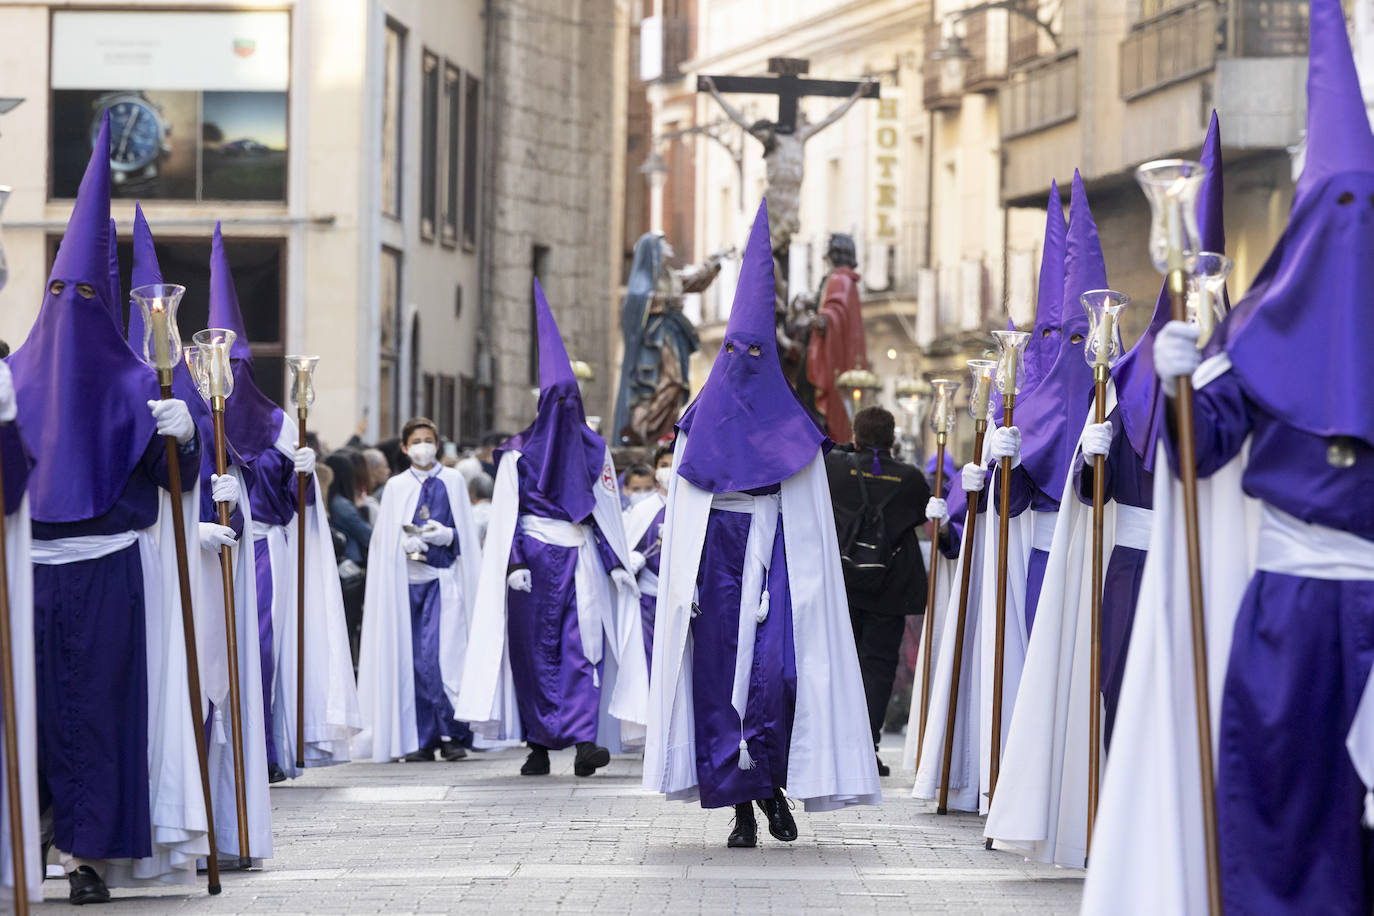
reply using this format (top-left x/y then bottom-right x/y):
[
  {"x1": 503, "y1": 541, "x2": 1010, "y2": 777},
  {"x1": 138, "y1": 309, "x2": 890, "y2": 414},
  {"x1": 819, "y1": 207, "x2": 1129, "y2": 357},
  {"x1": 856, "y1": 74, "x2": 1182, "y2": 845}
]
[{"x1": 90, "y1": 91, "x2": 172, "y2": 191}]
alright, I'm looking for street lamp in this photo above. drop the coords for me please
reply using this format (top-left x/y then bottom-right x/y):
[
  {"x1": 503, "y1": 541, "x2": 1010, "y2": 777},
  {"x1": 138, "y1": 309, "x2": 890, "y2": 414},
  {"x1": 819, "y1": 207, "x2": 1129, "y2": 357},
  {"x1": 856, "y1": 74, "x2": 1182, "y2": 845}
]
[{"x1": 837, "y1": 367, "x2": 882, "y2": 424}]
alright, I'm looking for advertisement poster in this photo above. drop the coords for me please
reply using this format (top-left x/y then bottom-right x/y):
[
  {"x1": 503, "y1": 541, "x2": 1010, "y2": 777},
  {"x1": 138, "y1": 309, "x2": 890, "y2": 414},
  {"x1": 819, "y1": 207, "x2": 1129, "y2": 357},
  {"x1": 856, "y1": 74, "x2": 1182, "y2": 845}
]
[{"x1": 50, "y1": 10, "x2": 290, "y2": 201}]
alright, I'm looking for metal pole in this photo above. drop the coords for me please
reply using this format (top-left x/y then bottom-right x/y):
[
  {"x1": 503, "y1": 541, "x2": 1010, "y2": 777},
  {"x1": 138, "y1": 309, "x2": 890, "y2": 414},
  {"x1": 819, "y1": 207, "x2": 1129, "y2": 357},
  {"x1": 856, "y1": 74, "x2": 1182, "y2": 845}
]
[
  {"x1": 936, "y1": 420, "x2": 987, "y2": 815},
  {"x1": 295, "y1": 408, "x2": 308, "y2": 770},
  {"x1": 916, "y1": 432, "x2": 948, "y2": 771},
  {"x1": 985, "y1": 392, "x2": 1016, "y2": 844},
  {"x1": 1086, "y1": 369, "x2": 1107, "y2": 860},
  {"x1": 0, "y1": 438, "x2": 28, "y2": 915},
  {"x1": 210, "y1": 402, "x2": 251, "y2": 869}
]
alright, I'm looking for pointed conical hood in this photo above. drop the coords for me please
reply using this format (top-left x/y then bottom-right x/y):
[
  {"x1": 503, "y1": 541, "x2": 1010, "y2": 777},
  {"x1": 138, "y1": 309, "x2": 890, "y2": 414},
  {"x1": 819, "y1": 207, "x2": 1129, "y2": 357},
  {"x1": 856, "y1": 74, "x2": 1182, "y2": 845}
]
[
  {"x1": 127, "y1": 203, "x2": 161, "y2": 346},
  {"x1": 1023, "y1": 181, "x2": 1067, "y2": 395},
  {"x1": 9, "y1": 112, "x2": 161, "y2": 522},
  {"x1": 1016, "y1": 170, "x2": 1103, "y2": 501},
  {"x1": 106, "y1": 218, "x2": 123, "y2": 326},
  {"x1": 1221, "y1": 0, "x2": 1374, "y2": 447},
  {"x1": 1114, "y1": 112, "x2": 1226, "y2": 467},
  {"x1": 496, "y1": 279, "x2": 609, "y2": 521},
  {"x1": 676, "y1": 198, "x2": 827, "y2": 494},
  {"x1": 1296, "y1": 0, "x2": 1374, "y2": 205},
  {"x1": 211, "y1": 222, "x2": 285, "y2": 462}
]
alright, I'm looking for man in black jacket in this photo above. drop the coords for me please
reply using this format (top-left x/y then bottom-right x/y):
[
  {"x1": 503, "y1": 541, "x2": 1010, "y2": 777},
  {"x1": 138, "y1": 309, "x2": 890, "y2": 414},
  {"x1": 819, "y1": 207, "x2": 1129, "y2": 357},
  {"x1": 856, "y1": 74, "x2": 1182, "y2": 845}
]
[{"x1": 825, "y1": 406, "x2": 933, "y2": 776}]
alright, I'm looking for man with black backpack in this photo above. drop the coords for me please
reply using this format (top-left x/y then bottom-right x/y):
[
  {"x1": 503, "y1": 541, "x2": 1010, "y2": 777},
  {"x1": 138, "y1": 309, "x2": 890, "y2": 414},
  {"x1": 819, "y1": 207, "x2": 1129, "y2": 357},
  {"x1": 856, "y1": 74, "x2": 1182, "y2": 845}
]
[{"x1": 825, "y1": 406, "x2": 933, "y2": 776}]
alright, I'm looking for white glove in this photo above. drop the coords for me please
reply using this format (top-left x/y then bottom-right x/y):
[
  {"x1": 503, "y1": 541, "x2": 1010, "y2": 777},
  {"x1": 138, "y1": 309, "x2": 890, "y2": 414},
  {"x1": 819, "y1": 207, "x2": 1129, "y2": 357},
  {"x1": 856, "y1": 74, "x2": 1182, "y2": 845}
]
[
  {"x1": 628, "y1": 550, "x2": 647, "y2": 574},
  {"x1": 198, "y1": 522, "x2": 237, "y2": 552},
  {"x1": 610, "y1": 567, "x2": 639, "y2": 595},
  {"x1": 294, "y1": 446, "x2": 316, "y2": 476},
  {"x1": 210, "y1": 473, "x2": 239, "y2": 511},
  {"x1": 1081, "y1": 422, "x2": 1113, "y2": 459},
  {"x1": 402, "y1": 536, "x2": 428, "y2": 555},
  {"x1": 0, "y1": 361, "x2": 15, "y2": 423},
  {"x1": 419, "y1": 519, "x2": 454, "y2": 547},
  {"x1": 148, "y1": 398, "x2": 196, "y2": 445},
  {"x1": 507, "y1": 569, "x2": 533, "y2": 592},
  {"x1": 961, "y1": 462, "x2": 986, "y2": 493},
  {"x1": 990, "y1": 426, "x2": 1022, "y2": 468},
  {"x1": 1154, "y1": 320, "x2": 1202, "y2": 396},
  {"x1": 925, "y1": 497, "x2": 949, "y2": 525}
]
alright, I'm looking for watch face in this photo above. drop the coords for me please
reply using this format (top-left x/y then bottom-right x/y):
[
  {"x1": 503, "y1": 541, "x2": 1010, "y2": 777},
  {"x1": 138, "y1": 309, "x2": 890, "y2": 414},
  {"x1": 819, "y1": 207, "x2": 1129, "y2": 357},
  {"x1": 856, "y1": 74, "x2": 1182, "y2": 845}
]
[{"x1": 92, "y1": 98, "x2": 162, "y2": 172}]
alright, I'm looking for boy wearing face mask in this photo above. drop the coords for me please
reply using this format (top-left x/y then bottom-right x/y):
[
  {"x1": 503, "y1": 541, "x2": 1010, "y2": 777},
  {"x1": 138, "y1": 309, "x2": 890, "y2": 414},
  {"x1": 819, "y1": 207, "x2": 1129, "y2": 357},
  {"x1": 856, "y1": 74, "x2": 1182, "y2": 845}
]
[
  {"x1": 354, "y1": 418, "x2": 483, "y2": 764},
  {"x1": 622, "y1": 463, "x2": 666, "y2": 672}
]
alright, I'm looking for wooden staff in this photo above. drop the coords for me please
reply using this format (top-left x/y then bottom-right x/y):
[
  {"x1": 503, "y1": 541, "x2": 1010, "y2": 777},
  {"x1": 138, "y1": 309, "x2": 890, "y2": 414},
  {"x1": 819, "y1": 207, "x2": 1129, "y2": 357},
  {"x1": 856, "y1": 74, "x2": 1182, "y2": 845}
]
[
  {"x1": 295, "y1": 407, "x2": 307, "y2": 770},
  {"x1": 0, "y1": 435, "x2": 28, "y2": 915},
  {"x1": 985, "y1": 391, "x2": 1017, "y2": 836},
  {"x1": 936, "y1": 419, "x2": 987, "y2": 815},
  {"x1": 1086, "y1": 366, "x2": 1108, "y2": 860},
  {"x1": 210, "y1": 402, "x2": 251, "y2": 869},
  {"x1": 915, "y1": 433, "x2": 948, "y2": 772},
  {"x1": 158, "y1": 378, "x2": 221, "y2": 895},
  {"x1": 1168, "y1": 267, "x2": 1222, "y2": 915}
]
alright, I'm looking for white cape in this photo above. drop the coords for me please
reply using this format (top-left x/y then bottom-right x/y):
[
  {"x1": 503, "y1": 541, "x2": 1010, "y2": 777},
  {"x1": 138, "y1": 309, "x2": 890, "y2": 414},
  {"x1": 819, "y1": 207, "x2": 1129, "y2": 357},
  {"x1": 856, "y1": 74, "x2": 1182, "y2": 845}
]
[
  {"x1": 192, "y1": 464, "x2": 272, "y2": 864},
  {"x1": 2, "y1": 494, "x2": 42, "y2": 902},
  {"x1": 986, "y1": 385, "x2": 1121, "y2": 866},
  {"x1": 1081, "y1": 355, "x2": 1259, "y2": 914},
  {"x1": 259, "y1": 420, "x2": 361, "y2": 776},
  {"x1": 354, "y1": 465, "x2": 482, "y2": 761},
  {"x1": 642, "y1": 433, "x2": 880, "y2": 812},
  {"x1": 456, "y1": 447, "x2": 650, "y2": 747}
]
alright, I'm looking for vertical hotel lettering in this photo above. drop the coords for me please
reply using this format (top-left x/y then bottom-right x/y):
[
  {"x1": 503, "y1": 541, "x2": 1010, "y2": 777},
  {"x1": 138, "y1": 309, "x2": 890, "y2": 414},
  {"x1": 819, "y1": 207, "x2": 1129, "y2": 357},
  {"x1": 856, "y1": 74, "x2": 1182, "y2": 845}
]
[{"x1": 872, "y1": 89, "x2": 900, "y2": 240}]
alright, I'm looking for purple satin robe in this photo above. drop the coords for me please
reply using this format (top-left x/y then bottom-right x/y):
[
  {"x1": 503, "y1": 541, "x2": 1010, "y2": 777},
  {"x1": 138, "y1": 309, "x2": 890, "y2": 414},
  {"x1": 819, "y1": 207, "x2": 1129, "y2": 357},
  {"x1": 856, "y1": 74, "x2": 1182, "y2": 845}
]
[{"x1": 408, "y1": 473, "x2": 468, "y2": 751}]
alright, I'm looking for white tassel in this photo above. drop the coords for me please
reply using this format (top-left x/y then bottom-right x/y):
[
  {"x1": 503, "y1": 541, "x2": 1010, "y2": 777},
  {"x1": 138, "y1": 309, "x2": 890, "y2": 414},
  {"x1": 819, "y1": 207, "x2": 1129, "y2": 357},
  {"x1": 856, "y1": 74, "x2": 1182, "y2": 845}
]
[
  {"x1": 1364, "y1": 791, "x2": 1374, "y2": 828},
  {"x1": 593, "y1": 668, "x2": 600, "y2": 689},
  {"x1": 737, "y1": 737, "x2": 753, "y2": 771},
  {"x1": 213, "y1": 708, "x2": 228, "y2": 746},
  {"x1": 754, "y1": 589, "x2": 770, "y2": 624}
]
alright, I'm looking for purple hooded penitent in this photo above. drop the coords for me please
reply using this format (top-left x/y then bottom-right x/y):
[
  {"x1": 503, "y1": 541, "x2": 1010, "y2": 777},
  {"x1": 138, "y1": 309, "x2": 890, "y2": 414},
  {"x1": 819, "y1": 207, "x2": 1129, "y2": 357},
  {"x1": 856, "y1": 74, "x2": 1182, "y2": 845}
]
[
  {"x1": 677, "y1": 198, "x2": 827, "y2": 493},
  {"x1": 207, "y1": 222, "x2": 285, "y2": 463},
  {"x1": 9, "y1": 113, "x2": 161, "y2": 523},
  {"x1": 1221, "y1": 0, "x2": 1374, "y2": 448},
  {"x1": 1015, "y1": 170, "x2": 1104, "y2": 500},
  {"x1": 106, "y1": 217, "x2": 122, "y2": 327},
  {"x1": 1022, "y1": 181, "x2": 1068, "y2": 396},
  {"x1": 497, "y1": 279, "x2": 608, "y2": 522},
  {"x1": 1114, "y1": 112, "x2": 1226, "y2": 470}
]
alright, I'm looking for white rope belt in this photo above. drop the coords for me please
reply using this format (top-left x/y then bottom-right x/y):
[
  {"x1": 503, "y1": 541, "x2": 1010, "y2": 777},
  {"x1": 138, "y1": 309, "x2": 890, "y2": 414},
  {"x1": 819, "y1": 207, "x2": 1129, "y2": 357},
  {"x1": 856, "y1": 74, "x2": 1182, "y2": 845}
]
[
  {"x1": 1256, "y1": 504, "x2": 1374, "y2": 581},
  {"x1": 32, "y1": 530, "x2": 139, "y2": 565},
  {"x1": 638, "y1": 568, "x2": 659, "y2": 598},
  {"x1": 250, "y1": 519, "x2": 284, "y2": 541}
]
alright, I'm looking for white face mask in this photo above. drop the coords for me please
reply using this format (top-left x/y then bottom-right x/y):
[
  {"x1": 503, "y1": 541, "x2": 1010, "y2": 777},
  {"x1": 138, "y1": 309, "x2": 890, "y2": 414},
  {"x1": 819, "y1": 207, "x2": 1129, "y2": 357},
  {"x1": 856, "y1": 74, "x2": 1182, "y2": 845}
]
[
  {"x1": 627, "y1": 490, "x2": 655, "y2": 506},
  {"x1": 655, "y1": 467, "x2": 673, "y2": 490},
  {"x1": 408, "y1": 442, "x2": 437, "y2": 469}
]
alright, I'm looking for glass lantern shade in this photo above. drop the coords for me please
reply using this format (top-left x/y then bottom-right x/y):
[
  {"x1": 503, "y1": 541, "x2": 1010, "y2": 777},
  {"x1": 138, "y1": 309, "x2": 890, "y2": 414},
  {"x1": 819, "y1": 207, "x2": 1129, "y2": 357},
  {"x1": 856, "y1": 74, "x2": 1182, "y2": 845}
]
[
  {"x1": 0, "y1": 185, "x2": 10, "y2": 294},
  {"x1": 928, "y1": 379, "x2": 960, "y2": 436},
  {"x1": 966, "y1": 360, "x2": 998, "y2": 420},
  {"x1": 837, "y1": 368, "x2": 881, "y2": 423},
  {"x1": 991, "y1": 330, "x2": 1031, "y2": 395},
  {"x1": 1135, "y1": 159, "x2": 1207, "y2": 275},
  {"x1": 1081, "y1": 290, "x2": 1130, "y2": 368},
  {"x1": 1186, "y1": 251, "x2": 1233, "y2": 345},
  {"x1": 191, "y1": 328, "x2": 237, "y2": 400},
  {"x1": 285, "y1": 355, "x2": 320, "y2": 411},
  {"x1": 130, "y1": 283, "x2": 187, "y2": 372}
]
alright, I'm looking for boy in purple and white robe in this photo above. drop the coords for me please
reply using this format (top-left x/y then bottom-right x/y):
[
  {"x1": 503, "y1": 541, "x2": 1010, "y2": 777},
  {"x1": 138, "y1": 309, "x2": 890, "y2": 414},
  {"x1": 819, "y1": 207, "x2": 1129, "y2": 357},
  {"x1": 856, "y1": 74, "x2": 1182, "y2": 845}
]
[
  {"x1": 622, "y1": 463, "x2": 665, "y2": 671},
  {"x1": 206, "y1": 224, "x2": 360, "y2": 781},
  {"x1": 1085, "y1": 4, "x2": 1374, "y2": 910},
  {"x1": 644, "y1": 200, "x2": 879, "y2": 848},
  {"x1": 9, "y1": 116, "x2": 210, "y2": 900},
  {"x1": 457, "y1": 281, "x2": 648, "y2": 777},
  {"x1": 355, "y1": 417, "x2": 482, "y2": 763}
]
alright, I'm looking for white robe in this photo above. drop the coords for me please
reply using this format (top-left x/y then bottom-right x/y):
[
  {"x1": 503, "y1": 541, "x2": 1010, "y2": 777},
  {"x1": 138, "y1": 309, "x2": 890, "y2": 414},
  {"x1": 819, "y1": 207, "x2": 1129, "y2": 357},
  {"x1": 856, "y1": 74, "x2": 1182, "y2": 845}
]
[
  {"x1": 902, "y1": 534, "x2": 956, "y2": 775},
  {"x1": 353, "y1": 465, "x2": 482, "y2": 762},
  {"x1": 1081, "y1": 354, "x2": 1259, "y2": 913},
  {"x1": 643, "y1": 433, "x2": 881, "y2": 812},
  {"x1": 986, "y1": 385, "x2": 1127, "y2": 866},
  {"x1": 258, "y1": 419, "x2": 361, "y2": 775},
  {"x1": 456, "y1": 447, "x2": 650, "y2": 747},
  {"x1": 192, "y1": 464, "x2": 272, "y2": 865},
  {"x1": 1, "y1": 494, "x2": 42, "y2": 902}
]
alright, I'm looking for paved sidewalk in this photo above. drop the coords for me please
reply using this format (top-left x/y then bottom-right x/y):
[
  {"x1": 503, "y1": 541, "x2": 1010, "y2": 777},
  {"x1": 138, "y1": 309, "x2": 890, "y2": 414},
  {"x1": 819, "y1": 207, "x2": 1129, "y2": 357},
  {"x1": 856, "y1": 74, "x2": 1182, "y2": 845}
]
[{"x1": 32, "y1": 738, "x2": 1083, "y2": 914}]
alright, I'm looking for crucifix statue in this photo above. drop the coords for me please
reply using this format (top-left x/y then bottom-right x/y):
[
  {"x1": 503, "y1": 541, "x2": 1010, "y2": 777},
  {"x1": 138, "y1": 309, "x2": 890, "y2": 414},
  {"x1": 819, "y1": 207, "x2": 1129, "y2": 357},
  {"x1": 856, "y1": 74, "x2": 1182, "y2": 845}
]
[{"x1": 698, "y1": 58, "x2": 879, "y2": 257}]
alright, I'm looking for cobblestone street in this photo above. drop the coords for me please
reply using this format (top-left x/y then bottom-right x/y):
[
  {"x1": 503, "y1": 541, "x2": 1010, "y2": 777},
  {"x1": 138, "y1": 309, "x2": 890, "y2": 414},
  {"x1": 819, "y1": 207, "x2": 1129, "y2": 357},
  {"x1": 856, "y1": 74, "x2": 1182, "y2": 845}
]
[{"x1": 33, "y1": 737, "x2": 1083, "y2": 914}]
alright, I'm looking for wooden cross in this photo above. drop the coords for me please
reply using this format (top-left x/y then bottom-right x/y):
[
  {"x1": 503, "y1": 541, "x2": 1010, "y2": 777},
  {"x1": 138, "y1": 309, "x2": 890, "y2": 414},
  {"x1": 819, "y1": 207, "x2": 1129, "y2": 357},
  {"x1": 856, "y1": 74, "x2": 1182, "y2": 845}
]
[{"x1": 696, "y1": 58, "x2": 879, "y2": 134}]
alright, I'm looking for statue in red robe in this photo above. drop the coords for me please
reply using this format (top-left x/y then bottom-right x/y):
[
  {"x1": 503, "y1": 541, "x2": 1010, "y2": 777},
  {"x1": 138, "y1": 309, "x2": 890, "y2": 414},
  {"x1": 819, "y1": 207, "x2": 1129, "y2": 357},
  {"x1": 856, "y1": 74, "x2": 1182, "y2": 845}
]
[{"x1": 805, "y1": 234, "x2": 868, "y2": 443}]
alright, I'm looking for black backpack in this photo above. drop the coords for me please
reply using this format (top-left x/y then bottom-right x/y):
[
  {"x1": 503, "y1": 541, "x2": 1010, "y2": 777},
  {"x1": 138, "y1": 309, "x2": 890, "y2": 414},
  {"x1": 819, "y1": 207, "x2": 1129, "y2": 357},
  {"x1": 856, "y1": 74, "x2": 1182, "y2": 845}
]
[{"x1": 838, "y1": 454, "x2": 899, "y2": 594}]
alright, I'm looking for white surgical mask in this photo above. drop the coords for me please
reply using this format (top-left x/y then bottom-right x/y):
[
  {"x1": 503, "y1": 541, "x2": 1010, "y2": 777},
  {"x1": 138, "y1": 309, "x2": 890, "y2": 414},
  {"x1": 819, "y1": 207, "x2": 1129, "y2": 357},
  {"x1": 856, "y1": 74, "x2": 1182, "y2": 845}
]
[
  {"x1": 408, "y1": 442, "x2": 437, "y2": 469},
  {"x1": 655, "y1": 467, "x2": 673, "y2": 490},
  {"x1": 627, "y1": 490, "x2": 654, "y2": 507}
]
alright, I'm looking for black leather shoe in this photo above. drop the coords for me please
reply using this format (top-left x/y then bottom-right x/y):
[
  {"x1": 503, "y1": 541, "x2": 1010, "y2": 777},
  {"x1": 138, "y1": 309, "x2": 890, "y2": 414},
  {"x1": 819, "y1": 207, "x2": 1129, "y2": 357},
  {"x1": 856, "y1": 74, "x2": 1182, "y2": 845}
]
[
  {"x1": 402, "y1": 748, "x2": 434, "y2": 763},
  {"x1": 439, "y1": 740, "x2": 468, "y2": 762},
  {"x1": 727, "y1": 803, "x2": 757, "y2": 848},
  {"x1": 267, "y1": 764, "x2": 287, "y2": 784},
  {"x1": 573, "y1": 742, "x2": 610, "y2": 777},
  {"x1": 521, "y1": 744, "x2": 550, "y2": 776},
  {"x1": 68, "y1": 865, "x2": 110, "y2": 905},
  {"x1": 757, "y1": 788, "x2": 798, "y2": 842},
  {"x1": 876, "y1": 754, "x2": 891, "y2": 777}
]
